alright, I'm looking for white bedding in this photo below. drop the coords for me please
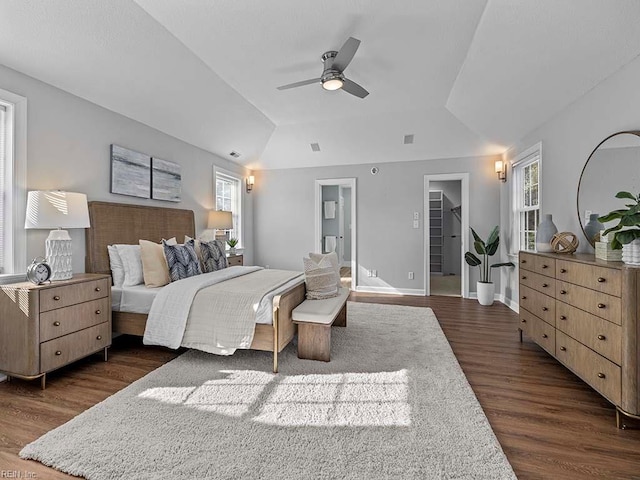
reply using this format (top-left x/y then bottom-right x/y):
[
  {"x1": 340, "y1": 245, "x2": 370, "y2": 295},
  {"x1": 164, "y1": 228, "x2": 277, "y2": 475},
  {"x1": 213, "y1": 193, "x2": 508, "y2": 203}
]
[
  {"x1": 143, "y1": 267, "x2": 302, "y2": 354},
  {"x1": 112, "y1": 269, "x2": 303, "y2": 326}
]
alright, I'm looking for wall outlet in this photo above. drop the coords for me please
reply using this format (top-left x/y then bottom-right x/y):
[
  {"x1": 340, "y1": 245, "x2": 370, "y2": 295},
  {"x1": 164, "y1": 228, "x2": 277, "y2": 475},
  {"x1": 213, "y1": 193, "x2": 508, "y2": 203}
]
[
  {"x1": 413, "y1": 212, "x2": 419, "y2": 220},
  {"x1": 585, "y1": 210, "x2": 592, "y2": 222},
  {"x1": 408, "y1": 271, "x2": 414, "y2": 280},
  {"x1": 265, "y1": 265, "x2": 270, "y2": 269},
  {"x1": 413, "y1": 220, "x2": 419, "y2": 229},
  {"x1": 367, "y1": 269, "x2": 372, "y2": 277},
  {"x1": 372, "y1": 269, "x2": 377, "y2": 277}
]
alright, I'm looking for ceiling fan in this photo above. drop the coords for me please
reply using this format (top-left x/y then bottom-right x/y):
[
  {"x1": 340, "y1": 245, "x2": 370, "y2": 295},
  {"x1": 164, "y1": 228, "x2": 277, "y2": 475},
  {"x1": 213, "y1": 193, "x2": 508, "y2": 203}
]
[{"x1": 277, "y1": 37, "x2": 369, "y2": 98}]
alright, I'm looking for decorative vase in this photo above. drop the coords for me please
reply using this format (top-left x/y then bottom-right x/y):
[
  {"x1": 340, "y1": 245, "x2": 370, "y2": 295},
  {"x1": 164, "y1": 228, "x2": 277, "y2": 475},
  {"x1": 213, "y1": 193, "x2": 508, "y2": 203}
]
[
  {"x1": 584, "y1": 213, "x2": 604, "y2": 244},
  {"x1": 476, "y1": 282, "x2": 495, "y2": 306},
  {"x1": 535, "y1": 214, "x2": 558, "y2": 253},
  {"x1": 229, "y1": 247, "x2": 236, "y2": 255},
  {"x1": 622, "y1": 239, "x2": 640, "y2": 265}
]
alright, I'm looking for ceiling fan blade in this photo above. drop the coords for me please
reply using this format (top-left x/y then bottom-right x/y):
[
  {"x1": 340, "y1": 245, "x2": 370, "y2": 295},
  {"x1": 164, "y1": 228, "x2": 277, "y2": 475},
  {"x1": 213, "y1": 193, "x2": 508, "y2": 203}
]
[
  {"x1": 342, "y1": 78, "x2": 369, "y2": 98},
  {"x1": 332, "y1": 37, "x2": 361, "y2": 72},
  {"x1": 276, "y1": 78, "x2": 320, "y2": 90}
]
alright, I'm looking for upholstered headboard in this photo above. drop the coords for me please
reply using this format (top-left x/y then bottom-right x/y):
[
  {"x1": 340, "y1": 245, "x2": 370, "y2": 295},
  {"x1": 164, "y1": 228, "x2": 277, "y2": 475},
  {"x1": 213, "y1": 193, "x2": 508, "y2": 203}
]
[{"x1": 85, "y1": 201, "x2": 196, "y2": 275}]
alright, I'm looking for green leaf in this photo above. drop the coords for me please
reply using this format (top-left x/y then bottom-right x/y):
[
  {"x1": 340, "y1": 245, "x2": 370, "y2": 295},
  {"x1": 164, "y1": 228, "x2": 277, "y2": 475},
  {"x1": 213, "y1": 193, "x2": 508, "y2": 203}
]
[
  {"x1": 602, "y1": 224, "x2": 624, "y2": 236},
  {"x1": 474, "y1": 240, "x2": 486, "y2": 255},
  {"x1": 615, "y1": 191, "x2": 637, "y2": 201},
  {"x1": 614, "y1": 229, "x2": 640, "y2": 245},
  {"x1": 464, "y1": 252, "x2": 481, "y2": 267},
  {"x1": 485, "y1": 226, "x2": 499, "y2": 248},
  {"x1": 470, "y1": 227, "x2": 484, "y2": 245},
  {"x1": 490, "y1": 262, "x2": 515, "y2": 268},
  {"x1": 611, "y1": 237, "x2": 622, "y2": 250},
  {"x1": 621, "y1": 213, "x2": 640, "y2": 226},
  {"x1": 598, "y1": 210, "x2": 627, "y2": 222}
]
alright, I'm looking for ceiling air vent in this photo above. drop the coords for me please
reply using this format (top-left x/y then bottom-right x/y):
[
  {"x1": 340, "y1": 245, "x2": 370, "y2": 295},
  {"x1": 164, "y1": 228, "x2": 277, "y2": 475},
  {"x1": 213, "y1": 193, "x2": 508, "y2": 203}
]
[
  {"x1": 310, "y1": 143, "x2": 321, "y2": 152},
  {"x1": 229, "y1": 151, "x2": 241, "y2": 158},
  {"x1": 403, "y1": 134, "x2": 414, "y2": 145}
]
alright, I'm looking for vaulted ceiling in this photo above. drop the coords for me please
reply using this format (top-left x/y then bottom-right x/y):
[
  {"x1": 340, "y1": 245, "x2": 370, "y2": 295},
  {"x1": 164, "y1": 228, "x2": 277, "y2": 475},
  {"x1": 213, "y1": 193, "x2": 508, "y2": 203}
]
[{"x1": 1, "y1": 0, "x2": 640, "y2": 170}]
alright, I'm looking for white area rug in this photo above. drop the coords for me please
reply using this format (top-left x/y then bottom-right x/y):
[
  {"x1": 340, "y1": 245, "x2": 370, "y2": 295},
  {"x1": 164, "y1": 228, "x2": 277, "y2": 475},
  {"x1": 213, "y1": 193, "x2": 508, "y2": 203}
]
[{"x1": 21, "y1": 302, "x2": 516, "y2": 479}]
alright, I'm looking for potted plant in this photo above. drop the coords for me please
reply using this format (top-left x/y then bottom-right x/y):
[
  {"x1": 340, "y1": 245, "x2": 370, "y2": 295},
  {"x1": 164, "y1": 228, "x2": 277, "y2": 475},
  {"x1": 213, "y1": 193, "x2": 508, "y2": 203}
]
[
  {"x1": 227, "y1": 237, "x2": 239, "y2": 255},
  {"x1": 599, "y1": 192, "x2": 640, "y2": 264},
  {"x1": 465, "y1": 226, "x2": 514, "y2": 305}
]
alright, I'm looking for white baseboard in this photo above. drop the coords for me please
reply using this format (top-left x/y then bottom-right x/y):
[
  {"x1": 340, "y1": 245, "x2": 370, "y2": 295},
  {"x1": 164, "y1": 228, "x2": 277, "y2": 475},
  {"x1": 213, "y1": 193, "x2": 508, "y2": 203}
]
[
  {"x1": 468, "y1": 292, "x2": 519, "y2": 312},
  {"x1": 355, "y1": 286, "x2": 426, "y2": 296}
]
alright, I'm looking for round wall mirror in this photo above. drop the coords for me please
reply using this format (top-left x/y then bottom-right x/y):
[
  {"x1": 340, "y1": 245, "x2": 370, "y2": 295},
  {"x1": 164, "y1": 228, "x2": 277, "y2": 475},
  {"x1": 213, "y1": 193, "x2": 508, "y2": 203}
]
[{"x1": 577, "y1": 131, "x2": 640, "y2": 246}]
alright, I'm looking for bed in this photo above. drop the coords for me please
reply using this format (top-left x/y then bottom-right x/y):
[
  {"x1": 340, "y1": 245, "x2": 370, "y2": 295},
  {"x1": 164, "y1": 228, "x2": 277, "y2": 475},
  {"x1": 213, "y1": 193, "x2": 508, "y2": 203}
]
[{"x1": 85, "y1": 201, "x2": 305, "y2": 373}]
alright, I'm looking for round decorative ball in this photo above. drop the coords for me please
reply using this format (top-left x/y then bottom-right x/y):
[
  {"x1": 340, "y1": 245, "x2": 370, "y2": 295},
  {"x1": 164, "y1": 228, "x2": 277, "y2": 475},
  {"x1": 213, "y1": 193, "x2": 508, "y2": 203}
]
[{"x1": 551, "y1": 232, "x2": 579, "y2": 254}]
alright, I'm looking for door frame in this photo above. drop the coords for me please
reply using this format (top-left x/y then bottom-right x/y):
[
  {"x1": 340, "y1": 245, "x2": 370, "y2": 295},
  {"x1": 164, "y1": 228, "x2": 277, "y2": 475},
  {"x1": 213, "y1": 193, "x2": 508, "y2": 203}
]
[
  {"x1": 424, "y1": 173, "x2": 470, "y2": 298},
  {"x1": 315, "y1": 178, "x2": 357, "y2": 290}
]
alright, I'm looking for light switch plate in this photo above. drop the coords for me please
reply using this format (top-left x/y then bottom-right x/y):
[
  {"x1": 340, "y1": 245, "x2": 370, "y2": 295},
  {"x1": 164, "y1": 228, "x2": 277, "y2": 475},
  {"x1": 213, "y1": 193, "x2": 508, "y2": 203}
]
[
  {"x1": 413, "y1": 220, "x2": 419, "y2": 228},
  {"x1": 413, "y1": 212, "x2": 419, "y2": 220}
]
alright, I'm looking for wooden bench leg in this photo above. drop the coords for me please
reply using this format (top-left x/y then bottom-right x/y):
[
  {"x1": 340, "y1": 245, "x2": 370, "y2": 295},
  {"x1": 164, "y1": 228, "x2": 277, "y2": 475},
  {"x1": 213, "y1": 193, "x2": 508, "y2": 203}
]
[
  {"x1": 298, "y1": 323, "x2": 331, "y2": 362},
  {"x1": 333, "y1": 304, "x2": 347, "y2": 327}
]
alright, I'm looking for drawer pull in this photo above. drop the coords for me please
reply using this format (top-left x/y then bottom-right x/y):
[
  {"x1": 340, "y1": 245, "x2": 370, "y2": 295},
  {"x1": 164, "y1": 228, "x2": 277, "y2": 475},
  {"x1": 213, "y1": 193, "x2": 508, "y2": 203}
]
[
  {"x1": 597, "y1": 334, "x2": 606, "y2": 341},
  {"x1": 560, "y1": 290, "x2": 567, "y2": 295},
  {"x1": 521, "y1": 259, "x2": 527, "y2": 264},
  {"x1": 597, "y1": 303, "x2": 606, "y2": 309},
  {"x1": 542, "y1": 334, "x2": 548, "y2": 339},
  {"x1": 95, "y1": 310, "x2": 101, "y2": 315},
  {"x1": 559, "y1": 315, "x2": 567, "y2": 320},
  {"x1": 542, "y1": 264, "x2": 549, "y2": 269},
  {"x1": 55, "y1": 350, "x2": 61, "y2": 356},
  {"x1": 95, "y1": 287, "x2": 101, "y2": 292},
  {"x1": 521, "y1": 319, "x2": 526, "y2": 323},
  {"x1": 542, "y1": 307, "x2": 548, "y2": 311},
  {"x1": 597, "y1": 277, "x2": 606, "y2": 283},
  {"x1": 53, "y1": 295, "x2": 60, "y2": 301},
  {"x1": 521, "y1": 296, "x2": 527, "y2": 300},
  {"x1": 597, "y1": 372, "x2": 606, "y2": 379},
  {"x1": 53, "y1": 321, "x2": 61, "y2": 326},
  {"x1": 560, "y1": 346, "x2": 566, "y2": 351},
  {"x1": 521, "y1": 275, "x2": 527, "y2": 280},
  {"x1": 96, "y1": 335, "x2": 102, "y2": 340},
  {"x1": 542, "y1": 283, "x2": 548, "y2": 288},
  {"x1": 560, "y1": 268, "x2": 567, "y2": 273}
]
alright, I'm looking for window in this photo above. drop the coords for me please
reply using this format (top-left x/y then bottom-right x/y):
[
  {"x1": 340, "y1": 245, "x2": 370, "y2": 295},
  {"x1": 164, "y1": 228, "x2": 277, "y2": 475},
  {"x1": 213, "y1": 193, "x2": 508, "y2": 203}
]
[
  {"x1": 0, "y1": 88, "x2": 27, "y2": 278},
  {"x1": 214, "y1": 168, "x2": 243, "y2": 247},
  {"x1": 512, "y1": 143, "x2": 541, "y2": 252}
]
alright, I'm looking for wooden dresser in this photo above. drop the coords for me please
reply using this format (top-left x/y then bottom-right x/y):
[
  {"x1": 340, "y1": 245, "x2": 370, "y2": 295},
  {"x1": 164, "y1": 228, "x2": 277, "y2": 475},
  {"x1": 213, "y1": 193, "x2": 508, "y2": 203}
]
[
  {"x1": 0, "y1": 273, "x2": 111, "y2": 389},
  {"x1": 518, "y1": 251, "x2": 640, "y2": 427}
]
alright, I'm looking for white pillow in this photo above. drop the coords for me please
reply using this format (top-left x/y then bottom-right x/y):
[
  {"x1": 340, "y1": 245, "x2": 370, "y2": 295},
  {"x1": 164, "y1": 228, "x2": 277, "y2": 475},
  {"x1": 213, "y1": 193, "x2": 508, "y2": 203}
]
[
  {"x1": 309, "y1": 252, "x2": 341, "y2": 290},
  {"x1": 116, "y1": 244, "x2": 144, "y2": 287},
  {"x1": 107, "y1": 245, "x2": 125, "y2": 288},
  {"x1": 303, "y1": 255, "x2": 339, "y2": 300}
]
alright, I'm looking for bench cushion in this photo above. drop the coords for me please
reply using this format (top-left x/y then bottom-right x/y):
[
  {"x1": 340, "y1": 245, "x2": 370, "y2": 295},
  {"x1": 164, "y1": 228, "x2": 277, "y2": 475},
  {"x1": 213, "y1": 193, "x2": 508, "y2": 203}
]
[{"x1": 292, "y1": 288, "x2": 349, "y2": 325}]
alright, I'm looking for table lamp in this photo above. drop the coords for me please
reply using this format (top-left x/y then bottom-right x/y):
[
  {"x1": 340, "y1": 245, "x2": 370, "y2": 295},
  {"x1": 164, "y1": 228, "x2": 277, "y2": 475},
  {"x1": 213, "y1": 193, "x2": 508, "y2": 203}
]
[
  {"x1": 25, "y1": 191, "x2": 90, "y2": 280},
  {"x1": 204, "y1": 210, "x2": 233, "y2": 246}
]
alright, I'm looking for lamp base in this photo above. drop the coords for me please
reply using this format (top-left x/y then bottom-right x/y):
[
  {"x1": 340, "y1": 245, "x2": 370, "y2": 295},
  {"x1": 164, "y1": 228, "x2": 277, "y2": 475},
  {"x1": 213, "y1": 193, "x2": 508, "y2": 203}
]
[{"x1": 46, "y1": 229, "x2": 73, "y2": 281}]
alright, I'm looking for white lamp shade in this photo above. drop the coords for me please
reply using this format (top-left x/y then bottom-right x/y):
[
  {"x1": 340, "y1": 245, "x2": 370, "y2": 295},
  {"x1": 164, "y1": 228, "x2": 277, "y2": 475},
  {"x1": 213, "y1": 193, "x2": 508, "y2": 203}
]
[
  {"x1": 25, "y1": 191, "x2": 90, "y2": 229},
  {"x1": 207, "y1": 210, "x2": 233, "y2": 230}
]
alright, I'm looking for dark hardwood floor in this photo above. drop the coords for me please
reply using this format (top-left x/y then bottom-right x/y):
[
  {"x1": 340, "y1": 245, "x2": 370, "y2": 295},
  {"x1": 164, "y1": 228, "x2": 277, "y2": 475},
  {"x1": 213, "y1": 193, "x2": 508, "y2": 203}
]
[{"x1": 1, "y1": 293, "x2": 640, "y2": 479}]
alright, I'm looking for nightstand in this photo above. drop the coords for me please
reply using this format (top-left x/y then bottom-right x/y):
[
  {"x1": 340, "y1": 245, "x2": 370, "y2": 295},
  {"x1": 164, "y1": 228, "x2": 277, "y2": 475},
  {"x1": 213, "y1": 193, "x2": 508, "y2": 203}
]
[
  {"x1": 0, "y1": 273, "x2": 111, "y2": 389},
  {"x1": 227, "y1": 254, "x2": 243, "y2": 266}
]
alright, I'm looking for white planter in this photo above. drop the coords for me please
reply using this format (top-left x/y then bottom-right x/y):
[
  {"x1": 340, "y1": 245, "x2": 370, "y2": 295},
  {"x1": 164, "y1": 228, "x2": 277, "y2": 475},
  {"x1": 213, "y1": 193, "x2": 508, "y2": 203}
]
[
  {"x1": 476, "y1": 282, "x2": 495, "y2": 306},
  {"x1": 622, "y1": 239, "x2": 640, "y2": 265}
]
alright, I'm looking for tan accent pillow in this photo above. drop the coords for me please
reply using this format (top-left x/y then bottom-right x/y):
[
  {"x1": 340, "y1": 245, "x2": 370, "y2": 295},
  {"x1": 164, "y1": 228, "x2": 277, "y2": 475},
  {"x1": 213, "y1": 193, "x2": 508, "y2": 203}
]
[
  {"x1": 139, "y1": 237, "x2": 177, "y2": 288},
  {"x1": 303, "y1": 256, "x2": 339, "y2": 300},
  {"x1": 309, "y1": 252, "x2": 341, "y2": 290}
]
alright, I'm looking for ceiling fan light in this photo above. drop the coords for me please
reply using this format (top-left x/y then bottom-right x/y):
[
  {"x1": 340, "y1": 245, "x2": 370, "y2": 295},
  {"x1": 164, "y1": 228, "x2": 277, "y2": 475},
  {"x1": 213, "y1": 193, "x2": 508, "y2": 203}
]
[{"x1": 322, "y1": 78, "x2": 343, "y2": 91}]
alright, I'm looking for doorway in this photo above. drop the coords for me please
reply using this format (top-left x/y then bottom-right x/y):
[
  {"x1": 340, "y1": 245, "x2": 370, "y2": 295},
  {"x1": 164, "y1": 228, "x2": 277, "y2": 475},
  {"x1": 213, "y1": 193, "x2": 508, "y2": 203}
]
[
  {"x1": 424, "y1": 173, "x2": 469, "y2": 298},
  {"x1": 315, "y1": 178, "x2": 357, "y2": 290}
]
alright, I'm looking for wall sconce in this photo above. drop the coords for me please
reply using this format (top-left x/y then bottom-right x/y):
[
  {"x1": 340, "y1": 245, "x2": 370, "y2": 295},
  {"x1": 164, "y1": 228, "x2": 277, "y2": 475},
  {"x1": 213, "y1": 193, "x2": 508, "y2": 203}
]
[
  {"x1": 246, "y1": 175, "x2": 255, "y2": 193},
  {"x1": 494, "y1": 160, "x2": 507, "y2": 182}
]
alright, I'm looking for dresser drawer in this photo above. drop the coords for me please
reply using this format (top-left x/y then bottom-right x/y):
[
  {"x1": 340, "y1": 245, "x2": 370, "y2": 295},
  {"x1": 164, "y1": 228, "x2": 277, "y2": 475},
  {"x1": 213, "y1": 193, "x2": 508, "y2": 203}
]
[
  {"x1": 556, "y1": 260, "x2": 621, "y2": 297},
  {"x1": 519, "y1": 252, "x2": 555, "y2": 277},
  {"x1": 519, "y1": 285, "x2": 556, "y2": 326},
  {"x1": 40, "y1": 322, "x2": 110, "y2": 373},
  {"x1": 519, "y1": 309, "x2": 555, "y2": 356},
  {"x1": 556, "y1": 302, "x2": 622, "y2": 365},
  {"x1": 520, "y1": 270, "x2": 556, "y2": 297},
  {"x1": 556, "y1": 281, "x2": 621, "y2": 325},
  {"x1": 40, "y1": 278, "x2": 110, "y2": 312},
  {"x1": 556, "y1": 331, "x2": 621, "y2": 406},
  {"x1": 40, "y1": 298, "x2": 110, "y2": 342}
]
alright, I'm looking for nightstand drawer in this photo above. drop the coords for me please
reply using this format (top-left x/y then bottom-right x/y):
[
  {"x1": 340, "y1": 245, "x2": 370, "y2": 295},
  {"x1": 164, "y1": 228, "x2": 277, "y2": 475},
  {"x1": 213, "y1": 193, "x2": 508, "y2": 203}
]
[
  {"x1": 40, "y1": 322, "x2": 110, "y2": 373},
  {"x1": 40, "y1": 298, "x2": 110, "y2": 342},
  {"x1": 40, "y1": 278, "x2": 109, "y2": 312},
  {"x1": 227, "y1": 255, "x2": 243, "y2": 266}
]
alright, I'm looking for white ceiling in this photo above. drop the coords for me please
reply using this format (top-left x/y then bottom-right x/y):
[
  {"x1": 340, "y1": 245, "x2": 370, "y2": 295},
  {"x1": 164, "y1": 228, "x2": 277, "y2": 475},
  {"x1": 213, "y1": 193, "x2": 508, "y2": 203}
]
[{"x1": 1, "y1": 0, "x2": 640, "y2": 170}]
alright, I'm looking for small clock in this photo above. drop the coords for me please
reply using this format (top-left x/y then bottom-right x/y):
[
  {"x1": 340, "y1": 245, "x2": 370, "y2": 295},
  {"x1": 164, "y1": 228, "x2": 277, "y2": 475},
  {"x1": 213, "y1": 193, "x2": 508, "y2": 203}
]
[{"x1": 26, "y1": 257, "x2": 52, "y2": 285}]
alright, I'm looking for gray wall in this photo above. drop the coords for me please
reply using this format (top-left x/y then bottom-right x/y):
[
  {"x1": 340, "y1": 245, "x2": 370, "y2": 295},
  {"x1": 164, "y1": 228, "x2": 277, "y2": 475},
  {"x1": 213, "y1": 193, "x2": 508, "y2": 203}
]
[
  {"x1": 430, "y1": 181, "x2": 462, "y2": 276},
  {"x1": 254, "y1": 155, "x2": 501, "y2": 293},
  {"x1": 0, "y1": 64, "x2": 254, "y2": 271},
  {"x1": 500, "y1": 53, "x2": 640, "y2": 306}
]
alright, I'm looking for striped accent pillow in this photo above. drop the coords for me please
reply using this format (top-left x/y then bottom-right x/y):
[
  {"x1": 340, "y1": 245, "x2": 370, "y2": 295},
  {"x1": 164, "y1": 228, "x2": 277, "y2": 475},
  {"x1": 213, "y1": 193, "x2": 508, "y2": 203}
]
[
  {"x1": 162, "y1": 239, "x2": 202, "y2": 282},
  {"x1": 200, "y1": 240, "x2": 228, "y2": 273},
  {"x1": 303, "y1": 256, "x2": 339, "y2": 300}
]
